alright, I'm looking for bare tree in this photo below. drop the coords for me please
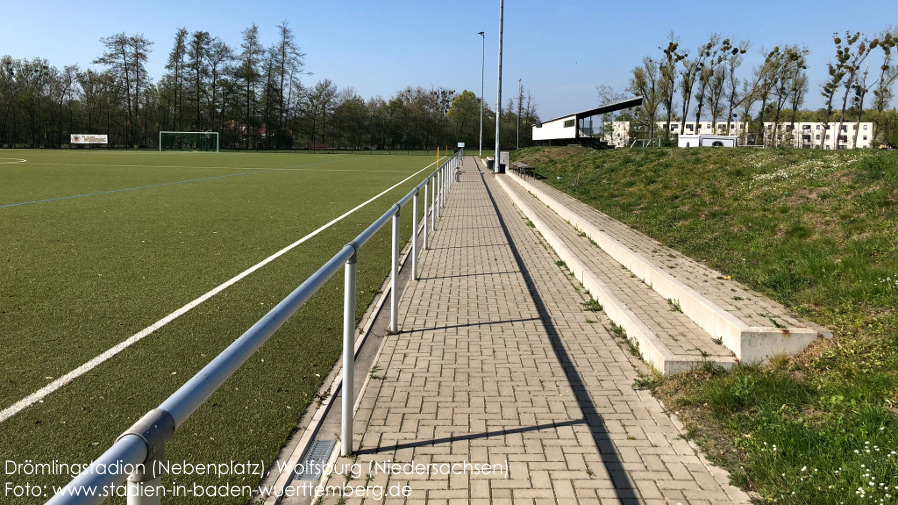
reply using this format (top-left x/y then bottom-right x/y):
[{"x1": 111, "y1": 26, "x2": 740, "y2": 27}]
[
  {"x1": 658, "y1": 32, "x2": 686, "y2": 141},
  {"x1": 164, "y1": 28, "x2": 188, "y2": 130},
  {"x1": 870, "y1": 28, "x2": 897, "y2": 145},
  {"x1": 236, "y1": 24, "x2": 263, "y2": 149},
  {"x1": 725, "y1": 41, "x2": 750, "y2": 135},
  {"x1": 770, "y1": 46, "x2": 809, "y2": 147},
  {"x1": 94, "y1": 33, "x2": 153, "y2": 147},
  {"x1": 834, "y1": 32, "x2": 877, "y2": 149},
  {"x1": 187, "y1": 31, "x2": 211, "y2": 129},
  {"x1": 692, "y1": 35, "x2": 721, "y2": 134}
]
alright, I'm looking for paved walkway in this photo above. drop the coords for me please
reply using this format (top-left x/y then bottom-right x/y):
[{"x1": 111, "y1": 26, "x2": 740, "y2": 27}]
[{"x1": 316, "y1": 157, "x2": 751, "y2": 504}]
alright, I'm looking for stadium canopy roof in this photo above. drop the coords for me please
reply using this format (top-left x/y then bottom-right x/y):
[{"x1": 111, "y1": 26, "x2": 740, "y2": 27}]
[{"x1": 540, "y1": 96, "x2": 644, "y2": 125}]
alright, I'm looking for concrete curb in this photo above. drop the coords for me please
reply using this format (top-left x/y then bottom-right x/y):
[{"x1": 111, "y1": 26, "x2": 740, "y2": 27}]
[
  {"x1": 497, "y1": 175, "x2": 711, "y2": 374},
  {"x1": 505, "y1": 172, "x2": 825, "y2": 363}
]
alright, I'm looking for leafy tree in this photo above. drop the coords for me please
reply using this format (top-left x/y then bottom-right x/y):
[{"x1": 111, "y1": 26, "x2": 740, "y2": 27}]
[{"x1": 628, "y1": 56, "x2": 661, "y2": 141}]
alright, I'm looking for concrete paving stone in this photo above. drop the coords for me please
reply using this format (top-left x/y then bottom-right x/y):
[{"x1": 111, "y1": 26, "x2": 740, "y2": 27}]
[{"x1": 307, "y1": 158, "x2": 750, "y2": 505}]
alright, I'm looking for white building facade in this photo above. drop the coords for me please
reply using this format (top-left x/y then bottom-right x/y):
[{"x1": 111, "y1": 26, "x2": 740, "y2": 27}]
[{"x1": 607, "y1": 120, "x2": 874, "y2": 149}]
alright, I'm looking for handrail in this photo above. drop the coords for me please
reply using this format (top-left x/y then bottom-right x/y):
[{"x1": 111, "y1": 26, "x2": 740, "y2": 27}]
[{"x1": 46, "y1": 150, "x2": 463, "y2": 505}]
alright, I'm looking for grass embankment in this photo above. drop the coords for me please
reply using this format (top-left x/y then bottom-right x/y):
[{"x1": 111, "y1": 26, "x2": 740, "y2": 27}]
[{"x1": 512, "y1": 146, "x2": 898, "y2": 504}]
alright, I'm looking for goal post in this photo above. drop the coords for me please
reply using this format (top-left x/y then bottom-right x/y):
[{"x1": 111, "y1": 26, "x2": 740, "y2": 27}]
[{"x1": 159, "y1": 131, "x2": 220, "y2": 152}]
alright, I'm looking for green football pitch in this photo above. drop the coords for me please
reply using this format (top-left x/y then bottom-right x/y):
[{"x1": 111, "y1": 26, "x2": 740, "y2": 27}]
[{"x1": 0, "y1": 149, "x2": 444, "y2": 502}]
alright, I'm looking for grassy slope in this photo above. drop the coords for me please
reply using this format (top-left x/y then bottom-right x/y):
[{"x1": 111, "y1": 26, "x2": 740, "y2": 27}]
[
  {"x1": 513, "y1": 146, "x2": 898, "y2": 504},
  {"x1": 0, "y1": 150, "x2": 437, "y2": 503}
]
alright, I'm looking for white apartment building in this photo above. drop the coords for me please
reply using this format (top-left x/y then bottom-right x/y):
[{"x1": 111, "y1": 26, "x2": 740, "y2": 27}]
[
  {"x1": 768, "y1": 121, "x2": 873, "y2": 149},
  {"x1": 607, "y1": 120, "x2": 874, "y2": 149}
]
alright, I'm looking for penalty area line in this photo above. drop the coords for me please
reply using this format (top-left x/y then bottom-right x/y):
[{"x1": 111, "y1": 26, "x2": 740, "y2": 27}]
[{"x1": 0, "y1": 158, "x2": 442, "y2": 424}]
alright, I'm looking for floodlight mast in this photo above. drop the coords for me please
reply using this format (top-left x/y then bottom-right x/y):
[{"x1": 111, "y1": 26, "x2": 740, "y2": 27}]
[
  {"x1": 479, "y1": 31, "x2": 485, "y2": 157},
  {"x1": 494, "y1": 0, "x2": 504, "y2": 173}
]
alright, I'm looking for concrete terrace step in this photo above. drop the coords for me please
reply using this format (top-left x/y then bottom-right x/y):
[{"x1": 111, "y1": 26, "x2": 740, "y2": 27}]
[
  {"x1": 497, "y1": 175, "x2": 737, "y2": 374},
  {"x1": 503, "y1": 171, "x2": 831, "y2": 363}
]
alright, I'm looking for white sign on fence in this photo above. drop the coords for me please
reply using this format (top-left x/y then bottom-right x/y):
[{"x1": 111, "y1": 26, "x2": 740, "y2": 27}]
[{"x1": 71, "y1": 134, "x2": 108, "y2": 145}]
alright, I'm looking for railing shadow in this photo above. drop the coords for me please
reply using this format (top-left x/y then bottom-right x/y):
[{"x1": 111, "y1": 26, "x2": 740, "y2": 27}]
[
  {"x1": 357, "y1": 419, "x2": 587, "y2": 455},
  {"x1": 406, "y1": 316, "x2": 541, "y2": 334},
  {"x1": 422, "y1": 269, "x2": 520, "y2": 281}
]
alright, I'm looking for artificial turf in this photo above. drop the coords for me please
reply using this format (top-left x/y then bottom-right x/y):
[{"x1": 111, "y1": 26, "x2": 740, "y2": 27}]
[{"x1": 0, "y1": 149, "x2": 442, "y2": 503}]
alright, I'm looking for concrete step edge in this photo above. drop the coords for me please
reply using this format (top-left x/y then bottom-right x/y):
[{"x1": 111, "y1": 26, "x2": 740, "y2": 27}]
[
  {"x1": 497, "y1": 176, "x2": 734, "y2": 375},
  {"x1": 505, "y1": 172, "x2": 826, "y2": 363}
]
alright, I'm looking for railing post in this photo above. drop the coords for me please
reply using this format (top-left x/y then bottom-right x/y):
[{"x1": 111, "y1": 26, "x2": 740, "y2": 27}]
[
  {"x1": 423, "y1": 182, "x2": 429, "y2": 250},
  {"x1": 342, "y1": 249, "x2": 357, "y2": 456},
  {"x1": 412, "y1": 191, "x2": 419, "y2": 280},
  {"x1": 446, "y1": 163, "x2": 449, "y2": 196},
  {"x1": 127, "y1": 451, "x2": 164, "y2": 505},
  {"x1": 390, "y1": 207, "x2": 400, "y2": 333},
  {"x1": 430, "y1": 176, "x2": 435, "y2": 232}
]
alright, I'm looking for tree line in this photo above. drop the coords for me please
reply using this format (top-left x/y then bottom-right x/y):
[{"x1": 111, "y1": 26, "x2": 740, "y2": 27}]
[
  {"x1": 0, "y1": 22, "x2": 540, "y2": 151},
  {"x1": 623, "y1": 28, "x2": 898, "y2": 148}
]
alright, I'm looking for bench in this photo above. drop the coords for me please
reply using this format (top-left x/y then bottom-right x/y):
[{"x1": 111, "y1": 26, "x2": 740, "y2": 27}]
[{"x1": 511, "y1": 162, "x2": 535, "y2": 179}]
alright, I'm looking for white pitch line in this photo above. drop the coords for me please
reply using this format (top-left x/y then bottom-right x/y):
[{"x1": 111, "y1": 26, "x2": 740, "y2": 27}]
[
  {"x1": 0, "y1": 159, "x2": 442, "y2": 424},
  {"x1": 0, "y1": 158, "x2": 27, "y2": 164}
]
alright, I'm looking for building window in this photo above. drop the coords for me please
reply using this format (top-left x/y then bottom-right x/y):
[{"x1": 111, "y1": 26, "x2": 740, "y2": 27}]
[
  {"x1": 686, "y1": 124, "x2": 693, "y2": 131},
  {"x1": 815, "y1": 135, "x2": 821, "y2": 140},
  {"x1": 563, "y1": 119, "x2": 575, "y2": 128},
  {"x1": 816, "y1": 125, "x2": 821, "y2": 130},
  {"x1": 863, "y1": 135, "x2": 868, "y2": 140},
  {"x1": 803, "y1": 125, "x2": 811, "y2": 130},
  {"x1": 841, "y1": 126, "x2": 848, "y2": 132}
]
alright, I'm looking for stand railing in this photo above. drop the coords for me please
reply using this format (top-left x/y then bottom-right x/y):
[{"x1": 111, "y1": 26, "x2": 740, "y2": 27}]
[{"x1": 46, "y1": 150, "x2": 463, "y2": 505}]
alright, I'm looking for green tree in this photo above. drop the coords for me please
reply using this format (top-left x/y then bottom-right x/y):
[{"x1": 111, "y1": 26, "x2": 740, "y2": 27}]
[
  {"x1": 447, "y1": 90, "x2": 481, "y2": 147},
  {"x1": 94, "y1": 33, "x2": 154, "y2": 147},
  {"x1": 627, "y1": 56, "x2": 661, "y2": 141}
]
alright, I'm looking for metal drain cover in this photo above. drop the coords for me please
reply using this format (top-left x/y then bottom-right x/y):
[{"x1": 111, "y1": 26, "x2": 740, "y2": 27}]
[{"x1": 297, "y1": 440, "x2": 336, "y2": 480}]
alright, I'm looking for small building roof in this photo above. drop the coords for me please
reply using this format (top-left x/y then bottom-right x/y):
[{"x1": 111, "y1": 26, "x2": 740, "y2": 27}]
[{"x1": 540, "y1": 96, "x2": 644, "y2": 125}]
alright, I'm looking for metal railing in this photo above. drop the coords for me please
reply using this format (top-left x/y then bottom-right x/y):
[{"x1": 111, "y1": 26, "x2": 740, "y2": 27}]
[{"x1": 46, "y1": 150, "x2": 463, "y2": 505}]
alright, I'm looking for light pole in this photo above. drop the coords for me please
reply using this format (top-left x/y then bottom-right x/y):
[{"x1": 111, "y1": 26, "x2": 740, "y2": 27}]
[
  {"x1": 478, "y1": 31, "x2": 485, "y2": 158},
  {"x1": 494, "y1": 0, "x2": 504, "y2": 173},
  {"x1": 517, "y1": 78, "x2": 522, "y2": 151}
]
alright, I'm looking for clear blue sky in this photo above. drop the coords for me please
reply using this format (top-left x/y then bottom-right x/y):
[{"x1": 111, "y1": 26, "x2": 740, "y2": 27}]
[{"x1": 1, "y1": 0, "x2": 894, "y2": 120}]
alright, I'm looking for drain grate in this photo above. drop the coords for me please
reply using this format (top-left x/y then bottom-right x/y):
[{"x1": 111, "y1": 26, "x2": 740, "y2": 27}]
[{"x1": 296, "y1": 439, "x2": 336, "y2": 481}]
